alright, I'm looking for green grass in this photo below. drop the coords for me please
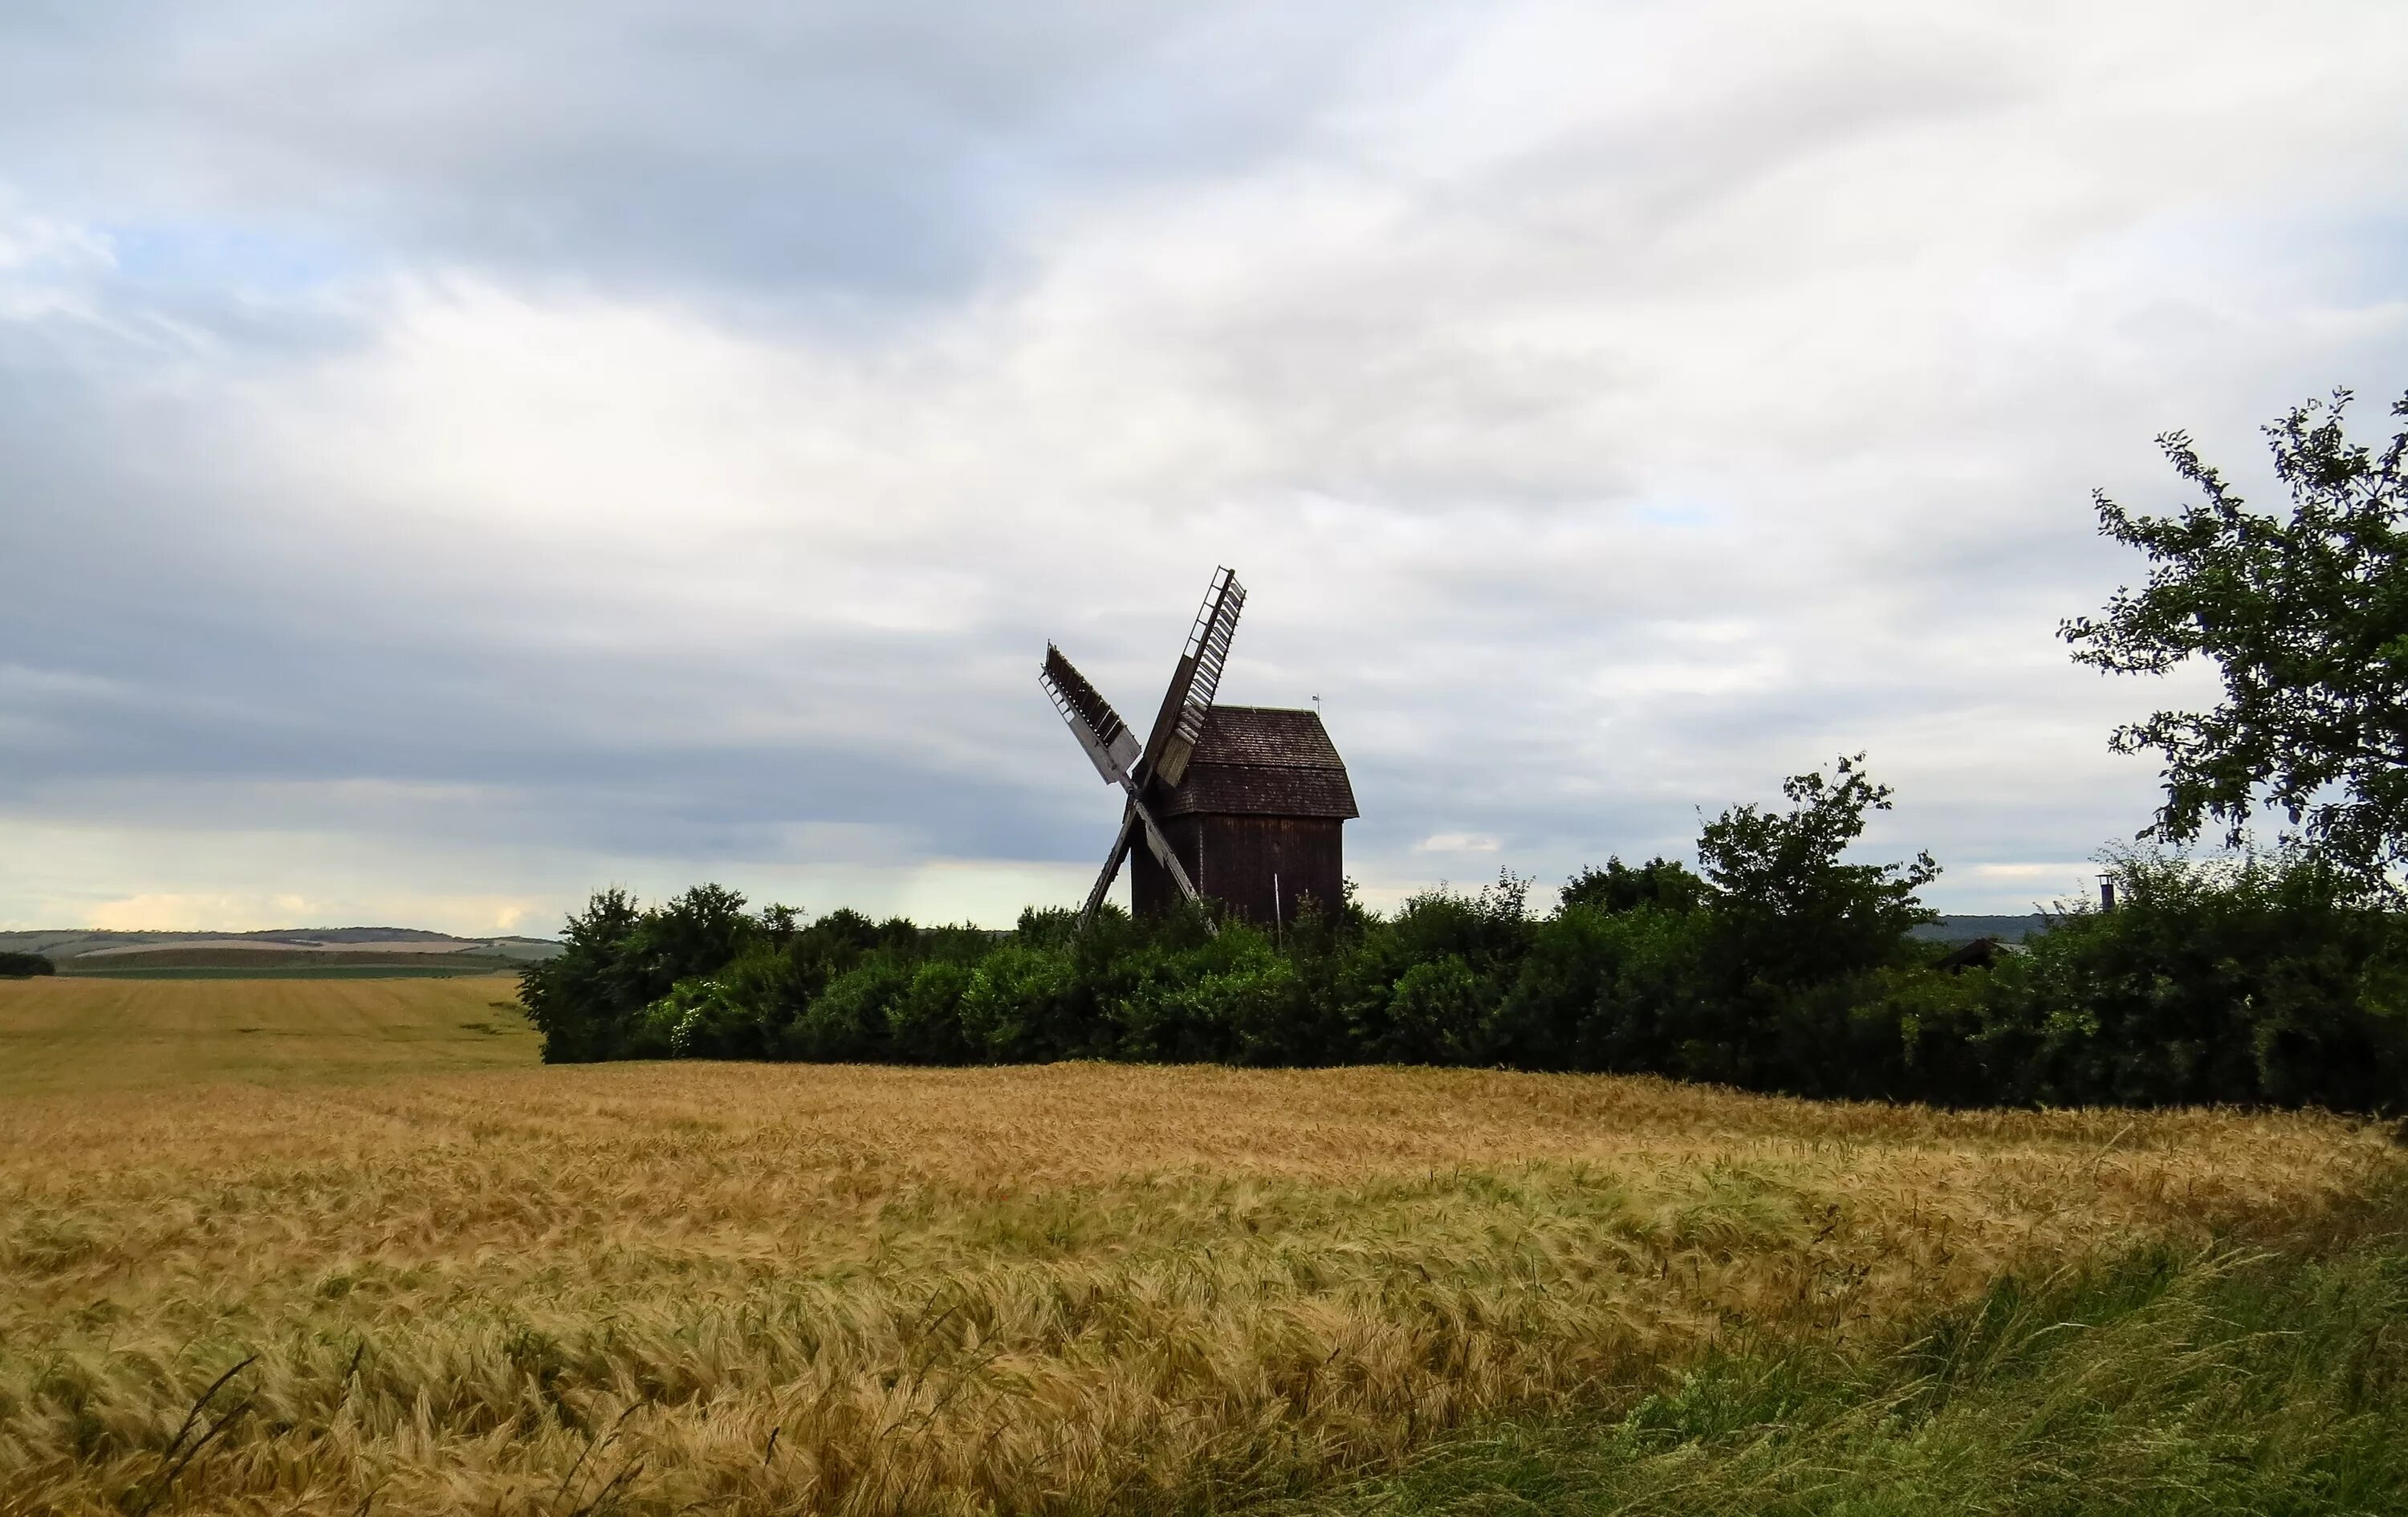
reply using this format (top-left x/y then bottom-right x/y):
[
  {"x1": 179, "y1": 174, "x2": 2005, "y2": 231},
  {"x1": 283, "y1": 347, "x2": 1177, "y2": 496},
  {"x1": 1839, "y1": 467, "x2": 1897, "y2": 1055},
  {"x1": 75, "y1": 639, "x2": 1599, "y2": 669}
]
[{"x1": 1275, "y1": 1192, "x2": 2408, "y2": 1516}]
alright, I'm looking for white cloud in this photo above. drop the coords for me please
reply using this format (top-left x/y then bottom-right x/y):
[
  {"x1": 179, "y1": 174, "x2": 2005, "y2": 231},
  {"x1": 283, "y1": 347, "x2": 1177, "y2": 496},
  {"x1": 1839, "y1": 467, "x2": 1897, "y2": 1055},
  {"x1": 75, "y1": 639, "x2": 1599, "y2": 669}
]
[
  {"x1": 1417, "y1": 833, "x2": 1503, "y2": 855},
  {"x1": 0, "y1": 196, "x2": 115, "y2": 322}
]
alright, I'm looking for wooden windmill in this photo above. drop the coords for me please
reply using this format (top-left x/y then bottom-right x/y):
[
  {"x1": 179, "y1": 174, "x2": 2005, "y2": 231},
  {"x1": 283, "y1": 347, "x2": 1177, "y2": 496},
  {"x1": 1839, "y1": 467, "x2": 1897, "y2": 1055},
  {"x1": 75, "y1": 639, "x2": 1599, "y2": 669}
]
[{"x1": 1042, "y1": 567, "x2": 1357, "y2": 929}]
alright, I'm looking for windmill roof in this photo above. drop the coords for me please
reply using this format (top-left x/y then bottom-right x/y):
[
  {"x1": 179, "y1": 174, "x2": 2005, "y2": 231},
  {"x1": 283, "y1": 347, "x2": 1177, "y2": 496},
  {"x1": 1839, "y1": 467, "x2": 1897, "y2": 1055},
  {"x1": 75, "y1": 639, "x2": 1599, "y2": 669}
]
[{"x1": 1155, "y1": 706, "x2": 1359, "y2": 820}]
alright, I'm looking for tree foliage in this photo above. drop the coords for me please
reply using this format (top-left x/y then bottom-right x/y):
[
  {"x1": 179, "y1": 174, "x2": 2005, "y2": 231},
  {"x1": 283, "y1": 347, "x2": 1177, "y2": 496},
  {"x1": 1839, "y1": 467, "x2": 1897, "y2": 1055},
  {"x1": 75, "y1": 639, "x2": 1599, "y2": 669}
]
[
  {"x1": 2062, "y1": 389, "x2": 2408, "y2": 885},
  {"x1": 1695, "y1": 753, "x2": 1939, "y2": 990},
  {"x1": 1559, "y1": 856, "x2": 1706, "y2": 916},
  {"x1": 1969, "y1": 848, "x2": 2408, "y2": 1112},
  {"x1": 511, "y1": 758, "x2": 2408, "y2": 1116}
]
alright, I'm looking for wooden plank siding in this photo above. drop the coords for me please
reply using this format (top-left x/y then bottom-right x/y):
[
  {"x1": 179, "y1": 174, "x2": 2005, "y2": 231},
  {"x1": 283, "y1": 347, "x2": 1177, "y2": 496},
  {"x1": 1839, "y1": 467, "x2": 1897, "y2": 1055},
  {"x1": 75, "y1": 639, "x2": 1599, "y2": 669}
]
[{"x1": 1133, "y1": 813, "x2": 1346, "y2": 927}]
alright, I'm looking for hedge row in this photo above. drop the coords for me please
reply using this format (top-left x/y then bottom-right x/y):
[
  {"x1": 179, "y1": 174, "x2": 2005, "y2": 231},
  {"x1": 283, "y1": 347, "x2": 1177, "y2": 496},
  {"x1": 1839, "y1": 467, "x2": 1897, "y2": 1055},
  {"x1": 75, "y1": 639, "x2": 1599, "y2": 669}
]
[{"x1": 521, "y1": 760, "x2": 2408, "y2": 1113}]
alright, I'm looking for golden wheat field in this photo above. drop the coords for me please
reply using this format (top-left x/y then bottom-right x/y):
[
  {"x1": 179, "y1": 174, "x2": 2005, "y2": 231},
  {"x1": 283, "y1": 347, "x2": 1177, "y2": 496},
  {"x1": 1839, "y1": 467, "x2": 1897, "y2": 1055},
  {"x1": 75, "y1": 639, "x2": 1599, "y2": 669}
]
[{"x1": 0, "y1": 975, "x2": 2399, "y2": 1515}]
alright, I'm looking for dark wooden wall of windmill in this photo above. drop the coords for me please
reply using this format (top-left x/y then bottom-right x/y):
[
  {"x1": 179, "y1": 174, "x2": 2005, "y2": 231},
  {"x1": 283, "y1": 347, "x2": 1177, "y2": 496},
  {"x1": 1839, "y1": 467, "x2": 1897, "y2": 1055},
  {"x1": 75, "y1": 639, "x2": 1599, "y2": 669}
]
[{"x1": 1131, "y1": 814, "x2": 1346, "y2": 926}]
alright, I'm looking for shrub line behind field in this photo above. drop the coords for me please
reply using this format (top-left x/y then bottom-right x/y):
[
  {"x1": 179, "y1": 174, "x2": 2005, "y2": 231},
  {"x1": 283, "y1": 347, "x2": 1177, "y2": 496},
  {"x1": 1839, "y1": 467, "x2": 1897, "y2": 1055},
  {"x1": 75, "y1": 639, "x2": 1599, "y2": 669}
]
[{"x1": 523, "y1": 758, "x2": 2408, "y2": 1114}]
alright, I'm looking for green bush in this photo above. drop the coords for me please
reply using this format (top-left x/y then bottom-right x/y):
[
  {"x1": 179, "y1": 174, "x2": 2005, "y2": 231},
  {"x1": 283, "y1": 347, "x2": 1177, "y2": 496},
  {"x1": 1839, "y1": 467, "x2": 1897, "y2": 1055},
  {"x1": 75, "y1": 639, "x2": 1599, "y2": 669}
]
[
  {"x1": 1970, "y1": 849, "x2": 2408, "y2": 1110},
  {"x1": 0, "y1": 951, "x2": 55, "y2": 978},
  {"x1": 958, "y1": 942, "x2": 1082, "y2": 1061},
  {"x1": 782, "y1": 953, "x2": 914, "y2": 1062},
  {"x1": 885, "y1": 960, "x2": 977, "y2": 1064},
  {"x1": 515, "y1": 762, "x2": 2408, "y2": 1115}
]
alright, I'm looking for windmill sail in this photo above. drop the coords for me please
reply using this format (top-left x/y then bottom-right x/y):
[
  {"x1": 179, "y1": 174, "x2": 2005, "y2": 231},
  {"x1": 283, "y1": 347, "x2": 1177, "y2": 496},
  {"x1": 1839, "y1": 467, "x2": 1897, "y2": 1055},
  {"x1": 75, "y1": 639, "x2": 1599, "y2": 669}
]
[
  {"x1": 1042, "y1": 644, "x2": 1141, "y2": 785},
  {"x1": 1081, "y1": 807, "x2": 1137, "y2": 921},
  {"x1": 1081, "y1": 797, "x2": 1206, "y2": 925},
  {"x1": 1045, "y1": 642, "x2": 1211, "y2": 925},
  {"x1": 1045, "y1": 568, "x2": 1243, "y2": 933},
  {"x1": 1137, "y1": 567, "x2": 1245, "y2": 791}
]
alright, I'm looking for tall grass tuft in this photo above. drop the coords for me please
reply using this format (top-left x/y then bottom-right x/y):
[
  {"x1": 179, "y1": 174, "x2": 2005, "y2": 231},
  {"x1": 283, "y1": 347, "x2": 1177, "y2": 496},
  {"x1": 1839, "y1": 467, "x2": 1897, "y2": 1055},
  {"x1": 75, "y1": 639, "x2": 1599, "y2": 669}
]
[{"x1": 1287, "y1": 1186, "x2": 2408, "y2": 1515}]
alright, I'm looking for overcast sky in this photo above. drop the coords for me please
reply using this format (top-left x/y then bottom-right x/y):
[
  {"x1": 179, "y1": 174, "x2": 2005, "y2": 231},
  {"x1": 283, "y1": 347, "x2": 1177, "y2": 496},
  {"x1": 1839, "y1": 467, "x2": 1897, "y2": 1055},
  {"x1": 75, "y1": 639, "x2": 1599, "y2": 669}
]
[{"x1": 4, "y1": 0, "x2": 2405, "y2": 935}]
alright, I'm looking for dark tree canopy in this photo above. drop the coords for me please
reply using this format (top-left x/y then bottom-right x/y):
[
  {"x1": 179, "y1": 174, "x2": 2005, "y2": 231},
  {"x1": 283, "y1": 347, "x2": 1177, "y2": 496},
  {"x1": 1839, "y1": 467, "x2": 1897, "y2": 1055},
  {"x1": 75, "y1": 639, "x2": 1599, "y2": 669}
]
[
  {"x1": 1694, "y1": 754, "x2": 1939, "y2": 990},
  {"x1": 1559, "y1": 856, "x2": 1706, "y2": 917},
  {"x1": 2062, "y1": 389, "x2": 2408, "y2": 885}
]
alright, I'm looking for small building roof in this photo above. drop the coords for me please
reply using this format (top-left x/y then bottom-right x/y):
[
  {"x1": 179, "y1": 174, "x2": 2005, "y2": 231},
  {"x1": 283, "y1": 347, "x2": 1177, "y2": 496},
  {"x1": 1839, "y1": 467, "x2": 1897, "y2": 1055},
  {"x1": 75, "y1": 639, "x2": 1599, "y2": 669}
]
[{"x1": 1155, "y1": 706, "x2": 1360, "y2": 820}]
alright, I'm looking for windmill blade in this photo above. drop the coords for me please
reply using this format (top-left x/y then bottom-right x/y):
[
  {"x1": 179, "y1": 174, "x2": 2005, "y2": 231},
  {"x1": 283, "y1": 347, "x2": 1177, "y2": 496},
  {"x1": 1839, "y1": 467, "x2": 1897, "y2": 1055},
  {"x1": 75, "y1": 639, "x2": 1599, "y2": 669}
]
[
  {"x1": 1131, "y1": 797, "x2": 1205, "y2": 901},
  {"x1": 1080, "y1": 807, "x2": 1137, "y2": 923},
  {"x1": 1051, "y1": 572, "x2": 1237, "y2": 934},
  {"x1": 1137, "y1": 567, "x2": 1246, "y2": 791},
  {"x1": 1042, "y1": 643, "x2": 1142, "y2": 786},
  {"x1": 1078, "y1": 797, "x2": 1214, "y2": 931}
]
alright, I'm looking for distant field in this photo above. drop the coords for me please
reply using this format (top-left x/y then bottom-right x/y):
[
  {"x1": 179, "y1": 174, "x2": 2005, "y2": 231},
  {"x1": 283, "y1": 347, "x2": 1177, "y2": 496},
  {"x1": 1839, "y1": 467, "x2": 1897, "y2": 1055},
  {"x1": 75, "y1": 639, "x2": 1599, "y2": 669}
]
[
  {"x1": 55, "y1": 950, "x2": 529, "y2": 978},
  {"x1": 0, "y1": 974, "x2": 535, "y2": 1096},
  {"x1": 0, "y1": 927, "x2": 562, "y2": 970},
  {"x1": 2, "y1": 988, "x2": 2398, "y2": 1515}
]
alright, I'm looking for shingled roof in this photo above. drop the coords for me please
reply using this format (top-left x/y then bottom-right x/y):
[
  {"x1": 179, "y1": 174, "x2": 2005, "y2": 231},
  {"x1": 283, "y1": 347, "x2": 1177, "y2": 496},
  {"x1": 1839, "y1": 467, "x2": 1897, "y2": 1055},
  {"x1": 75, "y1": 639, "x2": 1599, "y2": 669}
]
[{"x1": 1154, "y1": 706, "x2": 1359, "y2": 820}]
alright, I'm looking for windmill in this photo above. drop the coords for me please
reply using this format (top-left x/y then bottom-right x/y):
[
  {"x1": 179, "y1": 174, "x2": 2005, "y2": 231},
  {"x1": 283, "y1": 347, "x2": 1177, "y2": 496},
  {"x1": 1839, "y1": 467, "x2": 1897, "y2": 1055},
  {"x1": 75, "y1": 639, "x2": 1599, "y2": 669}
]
[{"x1": 1042, "y1": 567, "x2": 1358, "y2": 929}]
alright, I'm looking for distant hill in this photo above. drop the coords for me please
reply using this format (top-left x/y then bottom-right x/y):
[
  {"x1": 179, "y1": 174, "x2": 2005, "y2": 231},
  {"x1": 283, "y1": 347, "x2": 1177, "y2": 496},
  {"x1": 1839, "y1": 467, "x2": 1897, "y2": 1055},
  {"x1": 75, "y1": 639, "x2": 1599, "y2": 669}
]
[
  {"x1": 1910, "y1": 914, "x2": 2052, "y2": 945},
  {"x1": 0, "y1": 928, "x2": 562, "y2": 977}
]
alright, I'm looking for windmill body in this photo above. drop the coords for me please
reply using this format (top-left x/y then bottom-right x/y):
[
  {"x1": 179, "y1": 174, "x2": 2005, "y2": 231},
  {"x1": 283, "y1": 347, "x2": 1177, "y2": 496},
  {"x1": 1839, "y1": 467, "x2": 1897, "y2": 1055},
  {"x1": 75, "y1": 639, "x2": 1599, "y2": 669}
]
[
  {"x1": 1131, "y1": 705, "x2": 1357, "y2": 925},
  {"x1": 1041, "y1": 568, "x2": 1358, "y2": 928}
]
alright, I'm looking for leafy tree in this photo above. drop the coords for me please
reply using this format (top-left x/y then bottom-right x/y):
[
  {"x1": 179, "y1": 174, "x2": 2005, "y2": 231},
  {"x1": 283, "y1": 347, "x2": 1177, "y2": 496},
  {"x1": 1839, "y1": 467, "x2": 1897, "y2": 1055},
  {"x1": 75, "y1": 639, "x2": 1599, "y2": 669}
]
[
  {"x1": 634, "y1": 884, "x2": 757, "y2": 988},
  {"x1": 1697, "y1": 754, "x2": 1939, "y2": 992},
  {"x1": 1560, "y1": 856, "x2": 1707, "y2": 916},
  {"x1": 1492, "y1": 904, "x2": 1710, "y2": 1072},
  {"x1": 519, "y1": 887, "x2": 645, "y2": 1062},
  {"x1": 2062, "y1": 389, "x2": 2408, "y2": 885},
  {"x1": 784, "y1": 953, "x2": 914, "y2": 1061},
  {"x1": 885, "y1": 960, "x2": 978, "y2": 1064},
  {"x1": 1975, "y1": 848, "x2": 2408, "y2": 1111}
]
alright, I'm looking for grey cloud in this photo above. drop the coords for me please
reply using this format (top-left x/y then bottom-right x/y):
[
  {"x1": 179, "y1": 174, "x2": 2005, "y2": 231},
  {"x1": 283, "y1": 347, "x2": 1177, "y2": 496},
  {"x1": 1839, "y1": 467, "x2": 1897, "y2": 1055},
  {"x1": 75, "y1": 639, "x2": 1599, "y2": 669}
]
[
  {"x1": 5, "y1": 0, "x2": 2407, "y2": 931},
  {"x1": 0, "y1": 0, "x2": 1401, "y2": 307}
]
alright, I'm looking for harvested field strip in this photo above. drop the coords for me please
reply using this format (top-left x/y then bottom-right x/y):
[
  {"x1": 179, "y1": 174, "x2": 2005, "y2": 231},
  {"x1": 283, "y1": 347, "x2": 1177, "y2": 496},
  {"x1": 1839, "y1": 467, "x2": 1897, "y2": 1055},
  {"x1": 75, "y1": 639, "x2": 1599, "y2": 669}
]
[{"x1": 2, "y1": 1061, "x2": 2394, "y2": 1515}]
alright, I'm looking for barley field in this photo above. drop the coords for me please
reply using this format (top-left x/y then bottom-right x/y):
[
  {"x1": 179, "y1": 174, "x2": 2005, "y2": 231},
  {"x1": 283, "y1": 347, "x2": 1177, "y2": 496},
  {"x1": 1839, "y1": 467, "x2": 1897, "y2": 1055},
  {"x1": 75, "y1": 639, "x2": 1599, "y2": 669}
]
[{"x1": 0, "y1": 977, "x2": 2398, "y2": 1515}]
